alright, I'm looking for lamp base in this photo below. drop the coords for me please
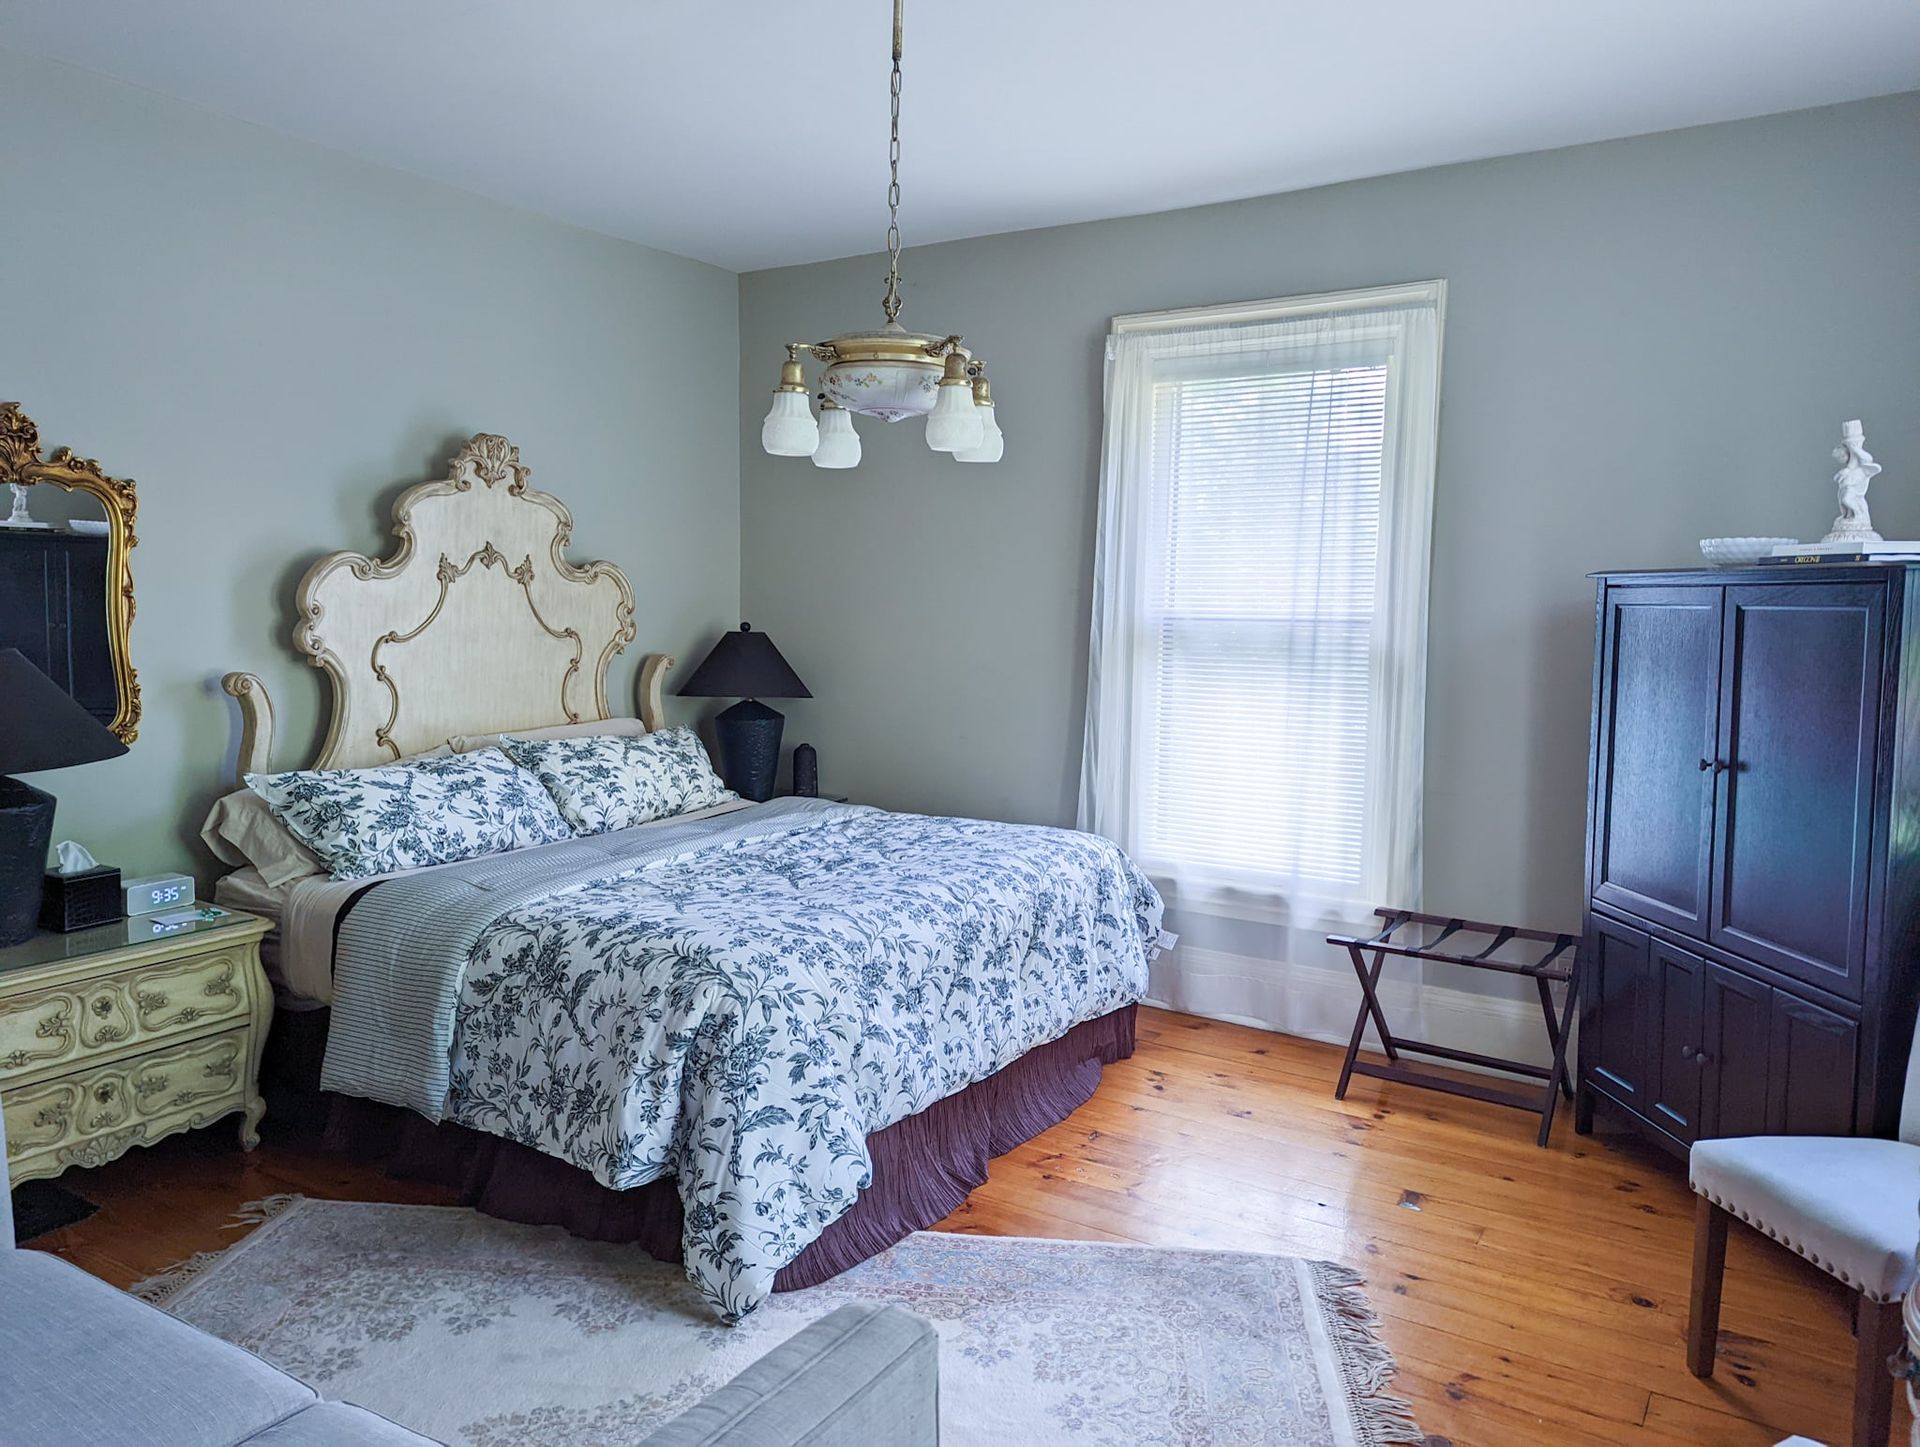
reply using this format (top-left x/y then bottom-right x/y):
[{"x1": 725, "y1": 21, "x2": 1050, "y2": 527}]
[
  {"x1": 0, "y1": 777, "x2": 55, "y2": 948},
  {"x1": 714, "y1": 699, "x2": 784, "y2": 803}
]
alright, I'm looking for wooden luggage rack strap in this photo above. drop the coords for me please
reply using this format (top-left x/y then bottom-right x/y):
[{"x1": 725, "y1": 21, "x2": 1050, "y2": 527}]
[{"x1": 1327, "y1": 907, "x2": 1581, "y2": 1148}]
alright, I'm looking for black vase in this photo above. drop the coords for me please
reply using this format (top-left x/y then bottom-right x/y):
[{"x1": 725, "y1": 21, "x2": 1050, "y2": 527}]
[
  {"x1": 713, "y1": 699, "x2": 784, "y2": 802},
  {"x1": 792, "y1": 743, "x2": 818, "y2": 798},
  {"x1": 0, "y1": 777, "x2": 55, "y2": 947}
]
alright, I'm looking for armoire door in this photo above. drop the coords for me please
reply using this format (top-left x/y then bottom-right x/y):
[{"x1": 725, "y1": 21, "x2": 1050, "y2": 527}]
[
  {"x1": 1767, "y1": 991, "x2": 1860, "y2": 1136},
  {"x1": 1592, "y1": 586, "x2": 1722, "y2": 937},
  {"x1": 1700, "y1": 962, "x2": 1773, "y2": 1138},
  {"x1": 1581, "y1": 917, "x2": 1653, "y2": 1112},
  {"x1": 1711, "y1": 583, "x2": 1883, "y2": 1001},
  {"x1": 1646, "y1": 940, "x2": 1706, "y2": 1143}
]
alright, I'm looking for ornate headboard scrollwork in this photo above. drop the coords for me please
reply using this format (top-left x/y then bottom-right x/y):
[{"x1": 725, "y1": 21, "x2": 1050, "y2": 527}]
[{"x1": 223, "y1": 433, "x2": 672, "y2": 780}]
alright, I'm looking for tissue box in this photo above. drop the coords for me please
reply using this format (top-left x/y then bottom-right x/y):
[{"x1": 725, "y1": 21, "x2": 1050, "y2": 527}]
[{"x1": 40, "y1": 865, "x2": 123, "y2": 932}]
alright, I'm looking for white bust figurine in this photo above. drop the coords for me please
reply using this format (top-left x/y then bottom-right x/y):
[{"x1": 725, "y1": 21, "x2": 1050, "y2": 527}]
[{"x1": 1822, "y1": 418, "x2": 1883, "y2": 545}]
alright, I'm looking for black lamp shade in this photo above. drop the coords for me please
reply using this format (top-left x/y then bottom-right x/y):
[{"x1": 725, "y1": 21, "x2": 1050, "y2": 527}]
[
  {"x1": 675, "y1": 624, "x2": 810, "y2": 701},
  {"x1": 0, "y1": 650, "x2": 128, "y2": 946},
  {"x1": 0, "y1": 648, "x2": 129, "y2": 775},
  {"x1": 676, "y1": 625, "x2": 808, "y2": 803}
]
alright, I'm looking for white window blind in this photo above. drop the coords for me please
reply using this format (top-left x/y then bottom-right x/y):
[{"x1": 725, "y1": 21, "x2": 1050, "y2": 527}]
[
  {"x1": 1081, "y1": 282, "x2": 1443, "y2": 932},
  {"x1": 1144, "y1": 361, "x2": 1388, "y2": 890}
]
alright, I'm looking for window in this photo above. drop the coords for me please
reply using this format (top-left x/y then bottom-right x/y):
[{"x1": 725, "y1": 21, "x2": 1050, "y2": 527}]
[
  {"x1": 1081, "y1": 283, "x2": 1443, "y2": 917},
  {"x1": 1146, "y1": 358, "x2": 1388, "y2": 890}
]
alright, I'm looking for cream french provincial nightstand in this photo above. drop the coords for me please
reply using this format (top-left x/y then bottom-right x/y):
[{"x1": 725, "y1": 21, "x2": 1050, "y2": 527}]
[{"x1": 0, "y1": 906, "x2": 273, "y2": 1186}]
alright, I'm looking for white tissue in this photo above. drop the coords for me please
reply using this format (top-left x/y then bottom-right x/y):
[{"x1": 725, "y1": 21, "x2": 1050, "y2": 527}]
[{"x1": 54, "y1": 840, "x2": 98, "y2": 875}]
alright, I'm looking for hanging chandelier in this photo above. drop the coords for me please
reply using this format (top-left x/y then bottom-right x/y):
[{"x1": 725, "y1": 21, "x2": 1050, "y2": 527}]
[{"x1": 760, "y1": 0, "x2": 1003, "y2": 469}]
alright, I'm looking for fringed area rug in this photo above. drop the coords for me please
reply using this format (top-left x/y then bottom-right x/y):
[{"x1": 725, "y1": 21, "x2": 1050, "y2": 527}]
[{"x1": 135, "y1": 1198, "x2": 1421, "y2": 1446}]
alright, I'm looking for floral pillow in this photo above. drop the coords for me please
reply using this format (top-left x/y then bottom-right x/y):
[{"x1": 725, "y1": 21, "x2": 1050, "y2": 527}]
[
  {"x1": 245, "y1": 748, "x2": 574, "y2": 881},
  {"x1": 499, "y1": 727, "x2": 736, "y2": 836}
]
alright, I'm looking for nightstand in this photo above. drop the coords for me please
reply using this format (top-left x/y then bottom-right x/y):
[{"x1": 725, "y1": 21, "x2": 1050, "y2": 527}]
[{"x1": 0, "y1": 906, "x2": 273, "y2": 1186}]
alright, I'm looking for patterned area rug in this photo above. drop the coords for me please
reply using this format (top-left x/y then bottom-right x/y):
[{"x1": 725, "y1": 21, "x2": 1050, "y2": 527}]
[{"x1": 135, "y1": 1198, "x2": 1421, "y2": 1446}]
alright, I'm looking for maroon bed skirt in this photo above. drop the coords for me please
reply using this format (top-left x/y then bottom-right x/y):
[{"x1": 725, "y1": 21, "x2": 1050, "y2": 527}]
[{"x1": 302, "y1": 1004, "x2": 1135, "y2": 1291}]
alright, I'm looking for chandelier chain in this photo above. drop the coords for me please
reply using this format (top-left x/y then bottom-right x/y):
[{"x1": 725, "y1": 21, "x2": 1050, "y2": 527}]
[{"x1": 882, "y1": 0, "x2": 905, "y2": 323}]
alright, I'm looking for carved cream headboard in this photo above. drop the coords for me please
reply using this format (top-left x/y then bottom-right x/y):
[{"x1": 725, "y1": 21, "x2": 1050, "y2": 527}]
[{"x1": 222, "y1": 433, "x2": 671, "y2": 780}]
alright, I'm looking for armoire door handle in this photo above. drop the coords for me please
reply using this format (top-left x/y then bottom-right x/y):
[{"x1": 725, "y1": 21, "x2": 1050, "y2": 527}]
[{"x1": 1679, "y1": 1044, "x2": 1695, "y2": 1059}]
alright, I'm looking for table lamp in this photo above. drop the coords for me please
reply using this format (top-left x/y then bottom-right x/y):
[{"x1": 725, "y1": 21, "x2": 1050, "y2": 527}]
[
  {"x1": 676, "y1": 623, "x2": 810, "y2": 803},
  {"x1": 0, "y1": 649, "x2": 128, "y2": 946}
]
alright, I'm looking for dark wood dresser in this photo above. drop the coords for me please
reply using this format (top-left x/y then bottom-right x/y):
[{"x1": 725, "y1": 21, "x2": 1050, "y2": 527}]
[
  {"x1": 1577, "y1": 564, "x2": 1920, "y2": 1155},
  {"x1": 0, "y1": 527, "x2": 114, "y2": 726}
]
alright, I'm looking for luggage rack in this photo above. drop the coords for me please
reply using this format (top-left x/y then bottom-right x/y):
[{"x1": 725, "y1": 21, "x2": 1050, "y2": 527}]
[{"x1": 1327, "y1": 907, "x2": 1581, "y2": 1148}]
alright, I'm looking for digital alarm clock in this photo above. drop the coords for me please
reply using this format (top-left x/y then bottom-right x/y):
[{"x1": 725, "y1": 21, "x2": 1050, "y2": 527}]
[{"x1": 122, "y1": 872, "x2": 197, "y2": 917}]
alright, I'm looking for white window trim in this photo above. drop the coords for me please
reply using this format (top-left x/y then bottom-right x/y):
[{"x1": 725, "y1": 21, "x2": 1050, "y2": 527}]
[{"x1": 1112, "y1": 279, "x2": 1448, "y2": 335}]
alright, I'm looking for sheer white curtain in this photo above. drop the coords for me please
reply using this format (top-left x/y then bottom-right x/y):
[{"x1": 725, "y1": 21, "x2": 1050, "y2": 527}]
[{"x1": 1079, "y1": 285, "x2": 1443, "y2": 1035}]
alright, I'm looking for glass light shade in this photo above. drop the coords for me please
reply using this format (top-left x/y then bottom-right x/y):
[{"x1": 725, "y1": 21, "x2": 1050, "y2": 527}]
[
  {"x1": 954, "y1": 401, "x2": 1004, "y2": 463},
  {"x1": 811, "y1": 406, "x2": 861, "y2": 469},
  {"x1": 819, "y1": 359, "x2": 940, "y2": 422},
  {"x1": 761, "y1": 389, "x2": 820, "y2": 457},
  {"x1": 925, "y1": 381, "x2": 985, "y2": 453}
]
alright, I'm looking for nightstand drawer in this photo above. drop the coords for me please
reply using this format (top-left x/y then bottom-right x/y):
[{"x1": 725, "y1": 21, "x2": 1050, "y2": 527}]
[
  {"x1": 0, "y1": 946, "x2": 252, "y2": 1077},
  {"x1": 2, "y1": 1030, "x2": 250, "y2": 1178}
]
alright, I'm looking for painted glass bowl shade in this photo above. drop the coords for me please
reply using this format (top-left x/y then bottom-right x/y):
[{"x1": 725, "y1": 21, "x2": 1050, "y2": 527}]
[{"x1": 817, "y1": 325, "x2": 948, "y2": 421}]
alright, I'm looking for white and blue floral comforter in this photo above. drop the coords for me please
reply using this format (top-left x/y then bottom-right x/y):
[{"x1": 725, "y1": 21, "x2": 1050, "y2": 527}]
[{"x1": 438, "y1": 804, "x2": 1161, "y2": 1321}]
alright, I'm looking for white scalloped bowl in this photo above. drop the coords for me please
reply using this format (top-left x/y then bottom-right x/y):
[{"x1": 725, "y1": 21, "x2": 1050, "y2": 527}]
[{"x1": 1699, "y1": 536, "x2": 1798, "y2": 566}]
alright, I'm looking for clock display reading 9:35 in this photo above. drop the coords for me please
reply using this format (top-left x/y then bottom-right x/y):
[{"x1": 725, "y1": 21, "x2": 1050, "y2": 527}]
[{"x1": 122, "y1": 873, "x2": 196, "y2": 918}]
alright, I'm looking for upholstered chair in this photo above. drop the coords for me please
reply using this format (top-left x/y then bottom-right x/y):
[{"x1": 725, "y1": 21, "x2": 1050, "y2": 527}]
[{"x1": 1687, "y1": 1041, "x2": 1920, "y2": 1447}]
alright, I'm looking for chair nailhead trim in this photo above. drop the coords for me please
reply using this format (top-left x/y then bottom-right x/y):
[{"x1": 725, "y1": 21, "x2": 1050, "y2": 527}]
[{"x1": 1691, "y1": 1185, "x2": 1881, "y2": 1293}]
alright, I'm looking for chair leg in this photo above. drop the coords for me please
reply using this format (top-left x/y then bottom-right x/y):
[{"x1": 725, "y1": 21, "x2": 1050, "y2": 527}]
[
  {"x1": 1851, "y1": 1295, "x2": 1901, "y2": 1447},
  {"x1": 1687, "y1": 1196, "x2": 1729, "y2": 1378}
]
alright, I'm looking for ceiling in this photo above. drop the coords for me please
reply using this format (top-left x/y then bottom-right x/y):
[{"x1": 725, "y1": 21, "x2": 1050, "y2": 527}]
[{"x1": 4, "y1": 1, "x2": 1916, "y2": 272}]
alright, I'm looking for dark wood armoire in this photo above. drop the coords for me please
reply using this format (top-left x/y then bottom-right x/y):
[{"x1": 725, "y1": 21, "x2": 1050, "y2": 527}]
[
  {"x1": 0, "y1": 528, "x2": 114, "y2": 726},
  {"x1": 1577, "y1": 564, "x2": 1920, "y2": 1155}
]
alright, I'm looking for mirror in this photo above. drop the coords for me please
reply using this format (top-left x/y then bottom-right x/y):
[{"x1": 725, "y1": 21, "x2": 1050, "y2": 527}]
[{"x1": 0, "y1": 403, "x2": 140, "y2": 743}]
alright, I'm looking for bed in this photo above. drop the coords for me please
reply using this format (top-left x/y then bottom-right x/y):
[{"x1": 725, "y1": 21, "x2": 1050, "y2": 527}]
[{"x1": 212, "y1": 433, "x2": 1162, "y2": 1322}]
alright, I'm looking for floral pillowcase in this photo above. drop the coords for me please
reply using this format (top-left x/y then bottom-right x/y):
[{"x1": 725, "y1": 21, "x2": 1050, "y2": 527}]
[
  {"x1": 499, "y1": 727, "x2": 737, "y2": 836},
  {"x1": 245, "y1": 748, "x2": 573, "y2": 881}
]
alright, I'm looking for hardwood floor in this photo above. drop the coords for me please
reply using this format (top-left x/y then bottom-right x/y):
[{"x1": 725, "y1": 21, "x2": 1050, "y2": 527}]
[{"x1": 22, "y1": 1006, "x2": 1905, "y2": 1446}]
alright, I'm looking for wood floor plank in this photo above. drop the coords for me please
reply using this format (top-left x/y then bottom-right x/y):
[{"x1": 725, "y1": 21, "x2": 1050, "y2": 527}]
[{"x1": 18, "y1": 1006, "x2": 1905, "y2": 1445}]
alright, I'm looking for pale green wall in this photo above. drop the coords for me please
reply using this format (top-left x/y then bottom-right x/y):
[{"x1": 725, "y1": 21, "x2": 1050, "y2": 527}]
[
  {"x1": 739, "y1": 93, "x2": 1920, "y2": 943},
  {"x1": 10, "y1": 43, "x2": 1918, "y2": 946},
  {"x1": 0, "y1": 49, "x2": 742, "y2": 880}
]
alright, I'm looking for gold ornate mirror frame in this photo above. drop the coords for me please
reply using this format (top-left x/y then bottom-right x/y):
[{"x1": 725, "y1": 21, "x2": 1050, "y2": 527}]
[{"x1": 0, "y1": 402, "x2": 141, "y2": 743}]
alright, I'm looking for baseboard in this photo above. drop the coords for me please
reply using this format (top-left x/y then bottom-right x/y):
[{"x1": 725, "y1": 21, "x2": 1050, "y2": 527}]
[{"x1": 1145, "y1": 944, "x2": 1559, "y2": 1074}]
